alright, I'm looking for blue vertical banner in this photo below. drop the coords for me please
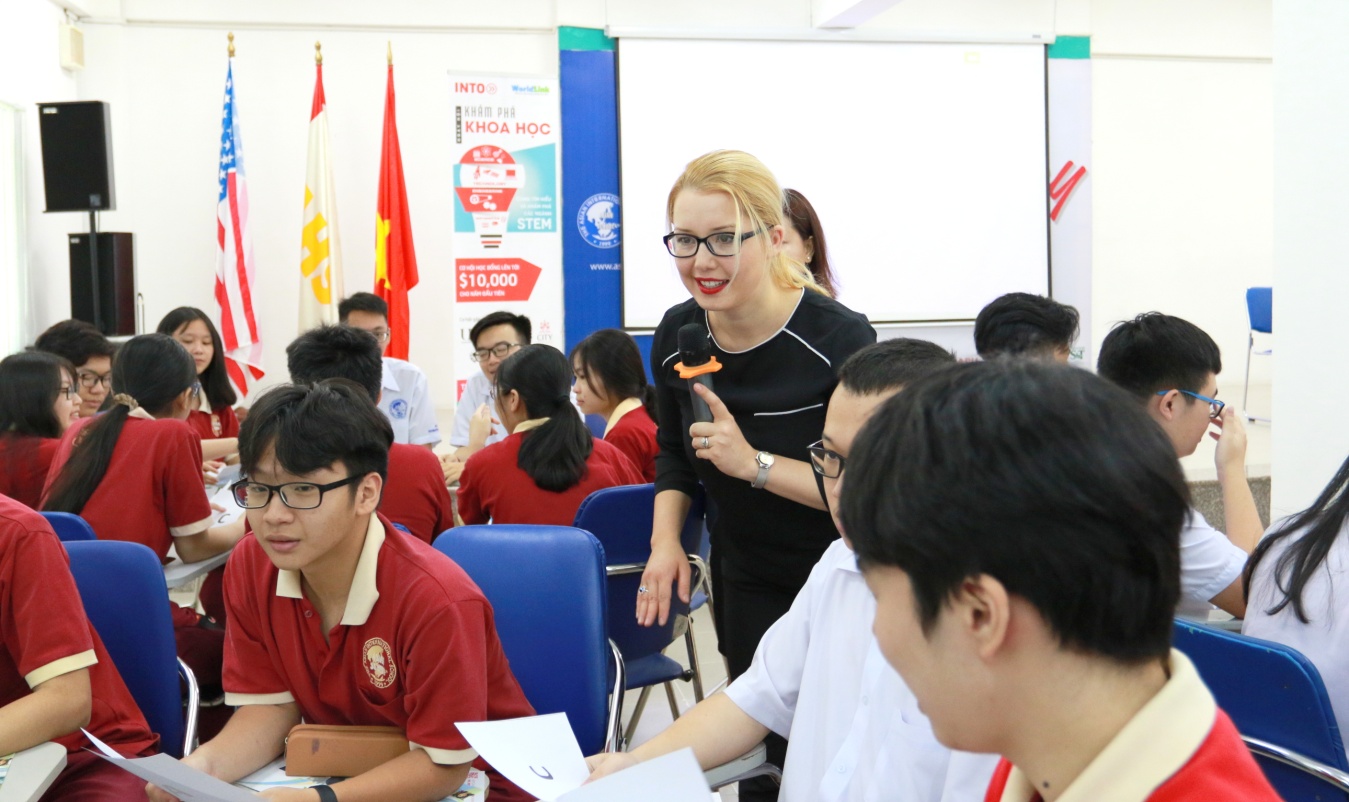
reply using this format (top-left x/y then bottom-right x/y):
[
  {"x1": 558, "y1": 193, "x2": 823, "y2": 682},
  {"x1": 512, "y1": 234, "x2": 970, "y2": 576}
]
[{"x1": 560, "y1": 29, "x2": 625, "y2": 359}]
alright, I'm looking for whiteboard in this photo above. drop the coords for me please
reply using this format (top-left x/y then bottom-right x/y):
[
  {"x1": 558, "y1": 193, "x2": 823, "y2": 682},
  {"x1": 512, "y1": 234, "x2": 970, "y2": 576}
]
[{"x1": 617, "y1": 38, "x2": 1050, "y2": 329}]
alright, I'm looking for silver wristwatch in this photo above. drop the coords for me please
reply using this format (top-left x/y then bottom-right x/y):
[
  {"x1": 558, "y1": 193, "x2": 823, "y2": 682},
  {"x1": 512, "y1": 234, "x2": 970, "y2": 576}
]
[{"x1": 751, "y1": 451, "x2": 775, "y2": 489}]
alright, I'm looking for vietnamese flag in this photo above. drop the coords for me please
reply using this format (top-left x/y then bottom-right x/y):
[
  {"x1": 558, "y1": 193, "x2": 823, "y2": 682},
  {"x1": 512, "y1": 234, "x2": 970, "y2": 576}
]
[{"x1": 374, "y1": 55, "x2": 419, "y2": 360}]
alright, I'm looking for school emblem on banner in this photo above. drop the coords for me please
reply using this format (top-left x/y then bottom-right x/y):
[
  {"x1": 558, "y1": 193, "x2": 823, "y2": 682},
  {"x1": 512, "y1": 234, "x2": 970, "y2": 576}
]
[
  {"x1": 577, "y1": 193, "x2": 620, "y2": 248},
  {"x1": 362, "y1": 637, "x2": 396, "y2": 688}
]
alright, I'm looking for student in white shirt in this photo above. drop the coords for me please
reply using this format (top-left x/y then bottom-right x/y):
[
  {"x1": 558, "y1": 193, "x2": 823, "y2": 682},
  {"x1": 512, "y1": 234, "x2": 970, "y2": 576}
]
[
  {"x1": 339, "y1": 292, "x2": 440, "y2": 450},
  {"x1": 440, "y1": 311, "x2": 530, "y2": 484},
  {"x1": 585, "y1": 338, "x2": 997, "y2": 801},
  {"x1": 1244, "y1": 453, "x2": 1349, "y2": 744},
  {"x1": 1097, "y1": 312, "x2": 1261, "y2": 618}
]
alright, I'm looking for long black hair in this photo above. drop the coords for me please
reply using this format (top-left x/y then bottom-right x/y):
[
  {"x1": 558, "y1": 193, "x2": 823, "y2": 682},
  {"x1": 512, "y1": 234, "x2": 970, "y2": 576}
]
[
  {"x1": 156, "y1": 307, "x2": 238, "y2": 410},
  {"x1": 44, "y1": 334, "x2": 197, "y2": 515},
  {"x1": 495, "y1": 344, "x2": 592, "y2": 492},
  {"x1": 0, "y1": 351, "x2": 74, "y2": 439},
  {"x1": 569, "y1": 329, "x2": 655, "y2": 419},
  {"x1": 1246, "y1": 455, "x2": 1349, "y2": 623}
]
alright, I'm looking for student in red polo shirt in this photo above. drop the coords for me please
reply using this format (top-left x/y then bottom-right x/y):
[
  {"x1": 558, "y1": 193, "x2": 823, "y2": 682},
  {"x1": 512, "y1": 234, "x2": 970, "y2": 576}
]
[
  {"x1": 42, "y1": 334, "x2": 246, "y2": 693},
  {"x1": 0, "y1": 352, "x2": 79, "y2": 508},
  {"x1": 570, "y1": 329, "x2": 659, "y2": 482},
  {"x1": 458, "y1": 344, "x2": 644, "y2": 526},
  {"x1": 147, "y1": 381, "x2": 535, "y2": 802},
  {"x1": 156, "y1": 307, "x2": 241, "y2": 461},
  {"x1": 286, "y1": 325, "x2": 454, "y2": 543},
  {"x1": 841, "y1": 361, "x2": 1280, "y2": 802},
  {"x1": 0, "y1": 492, "x2": 159, "y2": 800}
]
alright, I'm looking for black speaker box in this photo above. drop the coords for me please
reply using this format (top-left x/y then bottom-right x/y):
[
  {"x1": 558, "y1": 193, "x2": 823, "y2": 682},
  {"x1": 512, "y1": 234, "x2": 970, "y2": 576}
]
[
  {"x1": 69, "y1": 233, "x2": 135, "y2": 336},
  {"x1": 37, "y1": 101, "x2": 115, "y2": 212}
]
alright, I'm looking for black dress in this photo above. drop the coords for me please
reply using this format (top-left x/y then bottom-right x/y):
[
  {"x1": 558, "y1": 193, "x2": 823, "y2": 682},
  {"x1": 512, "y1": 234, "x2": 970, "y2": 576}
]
[{"x1": 651, "y1": 290, "x2": 875, "y2": 678}]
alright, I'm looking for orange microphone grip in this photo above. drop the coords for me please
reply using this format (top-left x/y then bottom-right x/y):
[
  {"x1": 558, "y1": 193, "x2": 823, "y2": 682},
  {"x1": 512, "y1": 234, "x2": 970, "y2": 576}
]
[{"x1": 675, "y1": 357, "x2": 724, "y2": 379}]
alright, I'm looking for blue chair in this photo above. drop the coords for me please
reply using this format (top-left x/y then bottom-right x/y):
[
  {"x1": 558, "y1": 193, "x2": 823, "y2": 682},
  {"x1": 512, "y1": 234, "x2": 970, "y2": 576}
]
[
  {"x1": 64, "y1": 540, "x2": 198, "y2": 758},
  {"x1": 1243, "y1": 286, "x2": 1272, "y2": 422},
  {"x1": 1173, "y1": 619, "x2": 1349, "y2": 800},
  {"x1": 433, "y1": 525, "x2": 623, "y2": 754},
  {"x1": 41, "y1": 512, "x2": 96, "y2": 542},
  {"x1": 574, "y1": 484, "x2": 710, "y2": 745}
]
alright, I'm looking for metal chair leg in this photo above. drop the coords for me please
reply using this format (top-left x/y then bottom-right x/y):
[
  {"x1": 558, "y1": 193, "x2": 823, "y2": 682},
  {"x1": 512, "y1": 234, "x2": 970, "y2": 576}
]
[
  {"x1": 624, "y1": 685, "x2": 652, "y2": 747},
  {"x1": 664, "y1": 681, "x2": 681, "y2": 720},
  {"x1": 684, "y1": 623, "x2": 705, "y2": 702}
]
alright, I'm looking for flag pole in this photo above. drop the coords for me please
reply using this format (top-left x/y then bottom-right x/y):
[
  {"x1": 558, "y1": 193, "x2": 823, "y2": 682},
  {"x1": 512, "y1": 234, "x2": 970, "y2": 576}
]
[
  {"x1": 387, "y1": 41, "x2": 393, "y2": 66},
  {"x1": 315, "y1": 41, "x2": 322, "y2": 65},
  {"x1": 227, "y1": 31, "x2": 234, "y2": 58}
]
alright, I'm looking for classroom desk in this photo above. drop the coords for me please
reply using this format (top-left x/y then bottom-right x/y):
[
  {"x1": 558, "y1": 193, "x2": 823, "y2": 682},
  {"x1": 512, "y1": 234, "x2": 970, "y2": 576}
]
[
  {"x1": 237, "y1": 757, "x2": 488, "y2": 798},
  {"x1": 0, "y1": 743, "x2": 66, "y2": 802},
  {"x1": 163, "y1": 549, "x2": 232, "y2": 590}
]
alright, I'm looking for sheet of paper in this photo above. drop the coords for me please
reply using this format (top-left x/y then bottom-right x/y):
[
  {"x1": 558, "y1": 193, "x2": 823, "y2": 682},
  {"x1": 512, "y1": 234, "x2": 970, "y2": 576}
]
[
  {"x1": 82, "y1": 729, "x2": 258, "y2": 802},
  {"x1": 214, "y1": 464, "x2": 241, "y2": 488},
  {"x1": 456, "y1": 713, "x2": 589, "y2": 800},
  {"x1": 207, "y1": 484, "x2": 245, "y2": 526},
  {"x1": 559, "y1": 749, "x2": 709, "y2": 802}
]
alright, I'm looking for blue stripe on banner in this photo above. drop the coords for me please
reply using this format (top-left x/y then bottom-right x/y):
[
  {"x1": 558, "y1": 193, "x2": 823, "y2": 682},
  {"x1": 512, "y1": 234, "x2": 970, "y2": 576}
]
[{"x1": 560, "y1": 49, "x2": 624, "y2": 359}]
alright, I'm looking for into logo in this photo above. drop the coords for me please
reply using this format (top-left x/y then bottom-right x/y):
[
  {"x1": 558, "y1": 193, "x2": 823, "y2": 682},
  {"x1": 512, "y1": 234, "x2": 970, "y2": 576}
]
[{"x1": 577, "y1": 193, "x2": 621, "y2": 249}]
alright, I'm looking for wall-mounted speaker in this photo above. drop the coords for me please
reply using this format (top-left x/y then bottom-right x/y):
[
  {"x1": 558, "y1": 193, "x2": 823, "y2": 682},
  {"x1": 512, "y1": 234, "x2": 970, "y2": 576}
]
[
  {"x1": 69, "y1": 233, "x2": 135, "y2": 336},
  {"x1": 37, "y1": 101, "x2": 114, "y2": 212}
]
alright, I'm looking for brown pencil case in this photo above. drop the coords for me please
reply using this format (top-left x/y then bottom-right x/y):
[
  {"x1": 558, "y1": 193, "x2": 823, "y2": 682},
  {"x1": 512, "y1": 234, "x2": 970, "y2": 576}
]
[{"x1": 284, "y1": 724, "x2": 410, "y2": 777}]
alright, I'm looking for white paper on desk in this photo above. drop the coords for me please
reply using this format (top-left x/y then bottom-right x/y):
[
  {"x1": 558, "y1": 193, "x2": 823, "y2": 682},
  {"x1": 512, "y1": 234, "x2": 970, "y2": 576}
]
[
  {"x1": 207, "y1": 484, "x2": 246, "y2": 526},
  {"x1": 81, "y1": 729, "x2": 258, "y2": 802},
  {"x1": 558, "y1": 748, "x2": 708, "y2": 802},
  {"x1": 214, "y1": 464, "x2": 241, "y2": 488},
  {"x1": 456, "y1": 713, "x2": 589, "y2": 800}
]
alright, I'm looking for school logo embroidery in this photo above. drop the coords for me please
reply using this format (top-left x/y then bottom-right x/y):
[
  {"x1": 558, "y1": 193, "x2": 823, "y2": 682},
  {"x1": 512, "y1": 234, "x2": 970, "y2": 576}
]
[
  {"x1": 577, "y1": 193, "x2": 621, "y2": 249},
  {"x1": 362, "y1": 638, "x2": 396, "y2": 689},
  {"x1": 389, "y1": 399, "x2": 409, "y2": 420}
]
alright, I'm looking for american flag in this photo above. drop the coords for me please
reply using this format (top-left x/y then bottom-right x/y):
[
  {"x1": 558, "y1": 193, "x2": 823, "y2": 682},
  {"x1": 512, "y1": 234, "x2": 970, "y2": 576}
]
[{"x1": 215, "y1": 61, "x2": 265, "y2": 397}]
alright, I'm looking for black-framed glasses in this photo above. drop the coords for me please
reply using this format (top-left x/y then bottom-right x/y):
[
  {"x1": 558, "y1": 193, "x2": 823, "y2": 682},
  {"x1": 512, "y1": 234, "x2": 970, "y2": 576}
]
[
  {"x1": 77, "y1": 371, "x2": 111, "y2": 389},
  {"x1": 230, "y1": 475, "x2": 363, "y2": 510},
  {"x1": 807, "y1": 440, "x2": 845, "y2": 479},
  {"x1": 663, "y1": 230, "x2": 759, "y2": 258},
  {"x1": 1156, "y1": 389, "x2": 1225, "y2": 420},
  {"x1": 369, "y1": 329, "x2": 391, "y2": 344},
  {"x1": 471, "y1": 342, "x2": 520, "y2": 362},
  {"x1": 58, "y1": 384, "x2": 77, "y2": 401}
]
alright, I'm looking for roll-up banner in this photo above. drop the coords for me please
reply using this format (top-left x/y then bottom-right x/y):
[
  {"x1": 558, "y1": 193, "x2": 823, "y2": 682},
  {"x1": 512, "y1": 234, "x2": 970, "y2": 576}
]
[{"x1": 449, "y1": 74, "x2": 563, "y2": 403}]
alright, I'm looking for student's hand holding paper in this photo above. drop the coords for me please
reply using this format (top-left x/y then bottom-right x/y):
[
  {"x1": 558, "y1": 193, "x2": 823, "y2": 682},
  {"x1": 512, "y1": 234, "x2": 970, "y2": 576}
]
[{"x1": 583, "y1": 752, "x2": 639, "y2": 783}]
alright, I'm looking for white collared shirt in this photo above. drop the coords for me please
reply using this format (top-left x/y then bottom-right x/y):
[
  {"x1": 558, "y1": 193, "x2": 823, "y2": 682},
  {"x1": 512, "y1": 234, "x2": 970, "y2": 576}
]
[
  {"x1": 449, "y1": 372, "x2": 507, "y2": 449},
  {"x1": 725, "y1": 539, "x2": 997, "y2": 802},
  {"x1": 1176, "y1": 507, "x2": 1247, "y2": 618},
  {"x1": 378, "y1": 357, "x2": 440, "y2": 447}
]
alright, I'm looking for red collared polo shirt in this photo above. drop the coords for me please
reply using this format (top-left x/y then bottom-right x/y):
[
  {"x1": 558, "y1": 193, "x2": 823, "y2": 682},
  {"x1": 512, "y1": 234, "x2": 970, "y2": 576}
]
[
  {"x1": 42, "y1": 415, "x2": 214, "y2": 559},
  {"x1": 0, "y1": 494, "x2": 158, "y2": 757},
  {"x1": 380, "y1": 443, "x2": 454, "y2": 544},
  {"x1": 604, "y1": 402, "x2": 657, "y2": 483}
]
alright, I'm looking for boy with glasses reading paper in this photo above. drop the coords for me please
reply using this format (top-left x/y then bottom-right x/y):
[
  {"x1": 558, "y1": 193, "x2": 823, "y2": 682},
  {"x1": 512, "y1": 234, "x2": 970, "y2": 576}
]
[
  {"x1": 842, "y1": 360, "x2": 1279, "y2": 801},
  {"x1": 1097, "y1": 312, "x2": 1261, "y2": 618},
  {"x1": 147, "y1": 380, "x2": 534, "y2": 802},
  {"x1": 587, "y1": 339, "x2": 997, "y2": 802}
]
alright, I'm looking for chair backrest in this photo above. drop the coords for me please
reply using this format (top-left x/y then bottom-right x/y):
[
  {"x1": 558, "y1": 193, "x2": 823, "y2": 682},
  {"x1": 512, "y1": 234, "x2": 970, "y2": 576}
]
[
  {"x1": 573, "y1": 484, "x2": 706, "y2": 663},
  {"x1": 1247, "y1": 286, "x2": 1273, "y2": 334},
  {"x1": 1174, "y1": 619, "x2": 1349, "y2": 801},
  {"x1": 433, "y1": 525, "x2": 613, "y2": 754},
  {"x1": 41, "y1": 511, "x2": 96, "y2": 542},
  {"x1": 64, "y1": 540, "x2": 186, "y2": 757}
]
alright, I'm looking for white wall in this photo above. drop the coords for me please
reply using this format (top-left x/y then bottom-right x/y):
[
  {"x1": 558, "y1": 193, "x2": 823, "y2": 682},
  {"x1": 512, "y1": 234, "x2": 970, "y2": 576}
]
[
  {"x1": 13, "y1": 0, "x2": 1275, "y2": 429},
  {"x1": 1, "y1": 0, "x2": 80, "y2": 347},
  {"x1": 1270, "y1": 0, "x2": 1349, "y2": 518},
  {"x1": 36, "y1": 3, "x2": 554, "y2": 413}
]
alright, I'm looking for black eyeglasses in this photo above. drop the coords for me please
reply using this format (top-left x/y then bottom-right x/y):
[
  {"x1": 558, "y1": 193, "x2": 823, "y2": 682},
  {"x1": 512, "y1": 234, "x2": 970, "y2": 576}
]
[
  {"x1": 1156, "y1": 389, "x2": 1225, "y2": 420},
  {"x1": 663, "y1": 230, "x2": 759, "y2": 258},
  {"x1": 471, "y1": 342, "x2": 520, "y2": 362},
  {"x1": 807, "y1": 440, "x2": 845, "y2": 479},
  {"x1": 231, "y1": 475, "x2": 363, "y2": 510},
  {"x1": 58, "y1": 384, "x2": 77, "y2": 401},
  {"x1": 77, "y1": 371, "x2": 112, "y2": 389}
]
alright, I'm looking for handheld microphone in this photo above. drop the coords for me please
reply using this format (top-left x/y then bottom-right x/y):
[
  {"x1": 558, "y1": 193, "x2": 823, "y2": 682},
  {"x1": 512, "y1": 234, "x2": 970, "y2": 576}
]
[{"x1": 675, "y1": 323, "x2": 723, "y2": 424}]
